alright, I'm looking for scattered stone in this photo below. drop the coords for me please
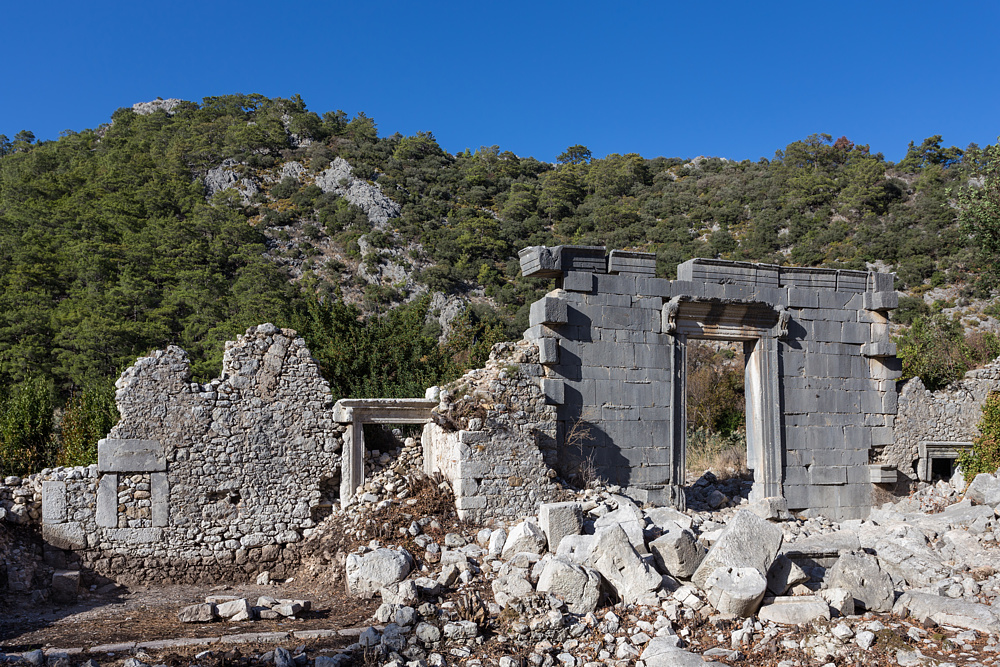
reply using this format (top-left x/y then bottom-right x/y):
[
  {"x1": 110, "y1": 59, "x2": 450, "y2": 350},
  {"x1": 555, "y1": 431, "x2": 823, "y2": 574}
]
[
  {"x1": 757, "y1": 595, "x2": 831, "y2": 625},
  {"x1": 538, "y1": 502, "x2": 583, "y2": 553},
  {"x1": 649, "y1": 525, "x2": 705, "y2": 580},
  {"x1": 501, "y1": 520, "x2": 548, "y2": 560},
  {"x1": 692, "y1": 510, "x2": 783, "y2": 590},
  {"x1": 825, "y1": 550, "x2": 894, "y2": 613},
  {"x1": 536, "y1": 556, "x2": 602, "y2": 614},
  {"x1": 345, "y1": 547, "x2": 414, "y2": 598},
  {"x1": 704, "y1": 567, "x2": 767, "y2": 617},
  {"x1": 178, "y1": 603, "x2": 216, "y2": 623}
]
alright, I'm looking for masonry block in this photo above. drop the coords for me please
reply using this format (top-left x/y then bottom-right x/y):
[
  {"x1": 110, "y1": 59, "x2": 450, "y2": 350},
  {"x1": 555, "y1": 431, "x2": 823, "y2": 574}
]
[
  {"x1": 608, "y1": 249, "x2": 656, "y2": 276},
  {"x1": 98, "y1": 439, "x2": 166, "y2": 473},
  {"x1": 864, "y1": 291, "x2": 898, "y2": 311},
  {"x1": 809, "y1": 465, "x2": 848, "y2": 485},
  {"x1": 862, "y1": 341, "x2": 896, "y2": 358},
  {"x1": 530, "y1": 296, "x2": 569, "y2": 327},
  {"x1": 538, "y1": 338, "x2": 559, "y2": 364},
  {"x1": 96, "y1": 473, "x2": 117, "y2": 528},
  {"x1": 636, "y1": 277, "x2": 672, "y2": 297},
  {"x1": 595, "y1": 273, "x2": 637, "y2": 295},
  {"x1": 43, "y1": 522, "x2": 86, "y2": 550},
  {"x1": 563, "y1": 271, "x2": 595, "y2": 293},
  {"x1": 873, "y1": 272, "x2": 895, "y2": 292},
  {"x1": 541, "y1": 378, "x2": 564, "y2": 405},
  {"x1": 42, "y1": 481, "x2": 66, "y2": 525},
  {"x1": 787, "y1": 288, "x2": 819, "y2": 308},
  {"x1": 841, "y1": 322, "x2": 870, "y2": 344},
  {"x1": 151, "y1": 472, "x2": 169, "y2": 527}
]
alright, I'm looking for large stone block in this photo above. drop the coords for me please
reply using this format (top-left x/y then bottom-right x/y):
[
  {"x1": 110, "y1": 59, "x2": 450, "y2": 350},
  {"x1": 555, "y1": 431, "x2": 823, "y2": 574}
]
[
  {"x1": 538, "y1": 502, "x2": 583, "y2": 553},
  {"x1": 43, "y1": 522, "x2": 86, "y2": 550},
  {"x1": 98, "y1": 438, "x2": 166, "y2": 472},
  {"x1": 42, "y1": 481, "x2": 66, "y2": 525},
  {"x1": 536, "y1": 556, "x2": 602, "y2": 613},
  {"x1": 607, "y1": 249, "x2": 656, "y2": 276},
  {"x1": 345, "y1": 548, "x2": 414, "y2": 598},
  {"x1": 562, "y1": 271, "x2": 594, "y2": 292},
  {"x1": 529, "y1": 297, "x2": 568, "y2": 327},
  {"x1": 692, "y1": 510, "x2": 783, "y2": 590},
  {"x1": 864, "y1": 291, "x2": 898, "y2": 311},
  {"x1": 96, "y1": 473, "x2": 117, "y2": 528},
  {"x1": 826, "y1": 550, "x2": 893, "y2": 612}
]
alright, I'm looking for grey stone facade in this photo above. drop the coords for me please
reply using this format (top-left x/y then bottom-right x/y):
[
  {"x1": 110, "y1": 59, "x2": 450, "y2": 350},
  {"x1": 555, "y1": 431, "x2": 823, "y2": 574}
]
[{"x1": 518, "y1": 245, "x2": 901, "y2": 520}]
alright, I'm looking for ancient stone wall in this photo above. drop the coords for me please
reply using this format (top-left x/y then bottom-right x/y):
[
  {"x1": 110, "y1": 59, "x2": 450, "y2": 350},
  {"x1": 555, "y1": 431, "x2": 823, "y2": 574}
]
[
  {"x1": 422, "y1": 340, "x2": 563, "y2": 522},
  {"x1": 518, "y1": 246, "x2": 900, "y2": 520},
  {"x1": 41, "y1": 324, "x2": 346, "y2": 584},
  {"x1": 885, "y1": 356, "x2": 1000, "y2": 480}
]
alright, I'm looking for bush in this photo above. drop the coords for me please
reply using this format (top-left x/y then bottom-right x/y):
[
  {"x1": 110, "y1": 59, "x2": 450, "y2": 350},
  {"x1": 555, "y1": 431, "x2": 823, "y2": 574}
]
[
  {"x1": 0, "y1": 376, "x2": 56, "y2": 477},
  {"x1": 56, "y1": 379, "x2": 119, "y2": 467},
  {"x1": 896, "y1": 314, "x2": 970, "y2": 390},
  {"x1": 958, "y1": 391, "x2": 1000, "y2": 482}
]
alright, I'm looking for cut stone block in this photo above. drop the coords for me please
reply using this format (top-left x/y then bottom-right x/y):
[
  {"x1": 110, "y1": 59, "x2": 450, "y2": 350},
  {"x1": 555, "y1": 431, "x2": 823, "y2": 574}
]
[
  {"x1": 692, "y1": 510, "x2": 783, "y2": 591},
  {"x1": 825, "y1": 550, "x2": 893, "y2": 612},
  {"x1": 96, "y1": 473, "x2": 117, "y2": 528},
  {"x1": 97, "y1": 438, "x2": 166, "y2": 472},
  {"x1": 536, "y1": 556, "x2": 602, "y2": 614},
  {"x1": 538, "y1": 502, "x2": 583, "y2": 553},
  {"x1": 51, "y1": 569, "x2": 80, "y2": 603},
  {"x1": 704, "y1": 566, "x2": 767, "y2": 617},
  {"x1": 757, "y1": 595, "x2": 831, "y2": 625},
  {"x1": 42, "y1": 481, "x2": 66, "y2": 525},
  {"x1": 529, "y1": 296, "x2": 569, "y2": 327},
  {"x1": 649, "y1": 526, "x2": 705, "y2": 580}
]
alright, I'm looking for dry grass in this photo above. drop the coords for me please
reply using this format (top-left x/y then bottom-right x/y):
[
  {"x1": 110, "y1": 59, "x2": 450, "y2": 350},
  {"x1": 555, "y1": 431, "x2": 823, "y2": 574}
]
[{"x1": 686, "y1": 428, "x2": 748, "y2": 480}]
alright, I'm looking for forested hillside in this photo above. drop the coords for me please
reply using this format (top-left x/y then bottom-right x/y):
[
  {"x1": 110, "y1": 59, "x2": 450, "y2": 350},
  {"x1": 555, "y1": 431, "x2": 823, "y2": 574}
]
[{"x1": 2, "y1": 93, "x2": 999, "y2": 474}]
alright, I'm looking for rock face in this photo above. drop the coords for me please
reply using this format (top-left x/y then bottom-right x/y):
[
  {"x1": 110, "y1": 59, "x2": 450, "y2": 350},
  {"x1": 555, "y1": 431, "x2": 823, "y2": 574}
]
[
  {"x1": 826, "y1": 550, "x2": 894, "y2": 612},
  {"x1": 346, "y1": 548, "x2": 414, "y2": 598},
  {"x1": 132, "y1": 99, "x2": 184, "y2": 115},
  {"x1": 204, "y1": 159, "x2": 260, "y2": 204},
  {"x1": 704, "y1": 567, "x2": 767, "y2": 617},
  {"x1": 315, "y1": 157, "x2": 401, "y2": 227},
  {"x1": 692, "y1": 510, "x2": 783, "y2": 590},
  {"x1": 536, "y1": 556, "x2": 602, "y2": 614}
]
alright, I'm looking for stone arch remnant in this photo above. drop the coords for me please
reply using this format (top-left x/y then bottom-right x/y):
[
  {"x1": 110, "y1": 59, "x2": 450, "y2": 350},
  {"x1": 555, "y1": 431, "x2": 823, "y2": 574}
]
[{"x1": 519, "y1": 246, "x2": 900, "y2": 520}]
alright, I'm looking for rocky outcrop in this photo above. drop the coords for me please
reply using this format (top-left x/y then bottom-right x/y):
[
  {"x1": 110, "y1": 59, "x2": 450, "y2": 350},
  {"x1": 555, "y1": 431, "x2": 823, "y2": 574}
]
[{"x1": 315, "y1": 157, "x2": 400, "y2": 227}]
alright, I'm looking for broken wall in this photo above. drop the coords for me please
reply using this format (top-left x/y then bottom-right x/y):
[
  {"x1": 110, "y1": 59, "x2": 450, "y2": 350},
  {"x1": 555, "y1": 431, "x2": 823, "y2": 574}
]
[
  {"x1": 41, "y1": 324, "x2": 345, "y2": 584},
  {"x1": 422, "y1": 340, "x2": 563, "y2": 522},
  {"x1": 887, "y1": 356, "x2": 1000, "y2": 482}
]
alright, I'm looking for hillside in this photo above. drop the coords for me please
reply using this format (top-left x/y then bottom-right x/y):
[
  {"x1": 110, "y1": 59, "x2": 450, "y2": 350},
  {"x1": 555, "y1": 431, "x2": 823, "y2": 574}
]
[{"x1": 1, "y1": 93, "x2": 999, "y2": 472}]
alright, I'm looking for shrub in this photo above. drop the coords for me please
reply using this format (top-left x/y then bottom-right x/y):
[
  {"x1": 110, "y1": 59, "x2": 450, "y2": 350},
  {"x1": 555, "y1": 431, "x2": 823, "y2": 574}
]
[
  {"x1": 56, "y1": 379, "x2": 119, "y2": 467},
  {"x1": 0, "y1": 376, "x2": 56, "y2": 477},
  {"x1": 958, "y1": 391, "x2": 1000, "y2": 482}
]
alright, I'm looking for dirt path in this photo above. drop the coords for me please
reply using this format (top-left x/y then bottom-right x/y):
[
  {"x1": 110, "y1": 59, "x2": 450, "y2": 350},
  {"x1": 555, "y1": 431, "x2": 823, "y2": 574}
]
[{"x1": 0, "y1": 581, "x2": 377, "y2": 652}]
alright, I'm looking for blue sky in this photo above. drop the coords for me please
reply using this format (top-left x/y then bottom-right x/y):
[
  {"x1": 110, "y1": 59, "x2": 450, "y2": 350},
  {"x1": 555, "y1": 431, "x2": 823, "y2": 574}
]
[{"x1": 3, "y1": 1, "x2": 998, "y2": 163}]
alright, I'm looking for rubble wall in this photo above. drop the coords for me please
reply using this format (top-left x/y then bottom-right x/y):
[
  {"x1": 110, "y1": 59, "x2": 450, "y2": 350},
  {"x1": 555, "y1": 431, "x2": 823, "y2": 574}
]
[
  {"x1": 886, "y1": 356, "x2": 1000, "y2": 478},
  {"x1": 40, "y1": 324, "x2": 345, "y2": 584},
  {"x1": 518, "y1": 246, "x2": 901, "y2": 520},
  {"x1": 422, "y1": 341, "x2": 562, "y2": 522}
]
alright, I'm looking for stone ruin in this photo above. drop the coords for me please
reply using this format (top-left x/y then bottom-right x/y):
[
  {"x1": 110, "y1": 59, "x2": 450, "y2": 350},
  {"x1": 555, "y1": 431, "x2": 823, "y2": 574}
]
[{"x1": 7, "y1": 244, "x2": 1000, "y2": 588}]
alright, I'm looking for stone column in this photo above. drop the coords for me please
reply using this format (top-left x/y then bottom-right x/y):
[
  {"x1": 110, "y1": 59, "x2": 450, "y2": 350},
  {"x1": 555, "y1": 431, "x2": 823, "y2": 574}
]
[
  {"x1": 746, "y1": 335, "x2": 783, "y2": 501},
  {"x1": 666, "y1": 333, "x2": 687, "y2": 510},
  {"x1": 340, "y1": 420, "x2": 365, "y2": 503}
]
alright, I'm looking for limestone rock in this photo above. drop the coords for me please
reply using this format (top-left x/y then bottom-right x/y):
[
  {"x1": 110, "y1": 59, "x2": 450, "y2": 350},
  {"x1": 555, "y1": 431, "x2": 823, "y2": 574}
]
[
  {"x1": 588, "y1": 524, "x2": 661, "y2": 604},
  {"x1": 594, "y1": 503, "x2": 647, "y2": 553},
  {"x1": 535, "y1": 556, "x2": 602, "y2": 614},
  {"x1": 538, "y1": 502, "x2": 583, "y2": 553},
  {"x1": 491, "y1": 574, "x2": 534, "y2": 608},
  {"x1": 178, "y1": 603, "x2": 216, "y2": 623},
  {"x1": 501, "y1": 520, "x2": 547, "y2": 560},
  {"x1": 819, "y1": 588, "x2": 855, "y2": 617},
  {"x1": 894, "y1": 591, "x2": 1000, "y2": 634},
  {"x1": 704, "y1": 567, "x2": 767, "y2": 617},
  {"x1": 345, "y1": 547, "x2": 414, "y2": 598},
  {"x1": 692, "y1": 510, "x2": 783, "y2": 590},
  {"x1": 765, "y1": 554, "x2": 808, "y2": 596},
  {"x1": 314, "y1": 158, "x2": 401, "y2": 227},
  {"x1": 966, "y1": 473, "x2": 1000, "y2": 507},
  {"x1": 641, "y1": 636, "x2": 727, "y2": 666},
  {"x1": 757, "y1": 595, "x2": 831, "y2": 625},
  {"x1": 217, "y1": 598, "x2": 252, "y2": 620},
  {"x1": 649, "y1": 525, "x2": 704, "y2": 580},
  {"x1": 826, "y1": 550, "x2": 894, "y2": 612}
]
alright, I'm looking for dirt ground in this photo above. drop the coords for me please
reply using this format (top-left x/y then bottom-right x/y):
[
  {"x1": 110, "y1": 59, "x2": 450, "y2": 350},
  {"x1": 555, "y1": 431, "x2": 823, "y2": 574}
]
[{"x1": 0, "y1": 580, "x2": 378, "y2": 653}]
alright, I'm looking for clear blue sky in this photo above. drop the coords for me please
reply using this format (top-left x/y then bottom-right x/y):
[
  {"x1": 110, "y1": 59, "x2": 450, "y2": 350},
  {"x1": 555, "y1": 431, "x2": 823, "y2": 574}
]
[{"x1": 3, "y1": 1, "x2": 998, "y2": 163}]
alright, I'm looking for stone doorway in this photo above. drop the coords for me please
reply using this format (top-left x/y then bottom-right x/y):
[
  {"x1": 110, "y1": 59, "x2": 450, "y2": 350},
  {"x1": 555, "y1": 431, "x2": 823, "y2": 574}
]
[{"x1": 666, "y1": 300, "x2": 785, "y2": 503}]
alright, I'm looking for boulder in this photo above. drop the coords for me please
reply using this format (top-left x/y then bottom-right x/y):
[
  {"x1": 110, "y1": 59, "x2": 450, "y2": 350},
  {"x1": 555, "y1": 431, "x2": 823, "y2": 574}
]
[
  {"x1": 641, "y1": 636, "x2": 727, "y2": 666},
  {"x1": 491, "y1": 574, "x2": 535, "y2": 608},
  {"x1": 894, "y1": 591, "x2": 1000, "y2": 635},
  {"x1": 538, "y1": 502, "x2": 583, "y2": 553},
  {"x1": 556, "y1": 534, "x2": 596, "y2": 563},
  {"x1": 703, "y1": 567, "x2": 767, "y2": 617},
  {"x1": 501, "y1": 520, "x2": 547, "y2": 560},
  {"x1": 380, "y1": 580, "x2": 419, "y2": 606},
  {"x1": 645, "y1": 506, "x2": 693, "y2": 531},
  {"x1": 536, "y1": 556, "x2": 602, "y2": 614},
  {"x1": 217, "y1": 598, "x2": 252, "y2": 621},
  {"x1": 345, "y1": 547, "x2": 414, "y2": 598},
  {"x1": 692, "y1": 510, "x2": 783, "y2": 590},
  {"x1": 588, "y1": 524, "x2": 661, "y2": 604},
  {"x1": 826, "y1": 550, "x2": 894, "y2": 612},
  {"x1": 178, "y1": 603, "x2": 216, "y2": 623},
  {"x1": 873, "y1": 525, "x2": 949, "y2": 588},
  {"x1": 594, "y1": 504, "x2": 647, "y2": 553},
  {"x1": 649, "y1": 526, "x2": 705, "y2": 580},
  {"x1": 965, "y1": 473, "x2": 1000, "y2": 507},
  {"x1": 765, "y1": 554, "x2": 808, "y2": 596},
  {"x1": 757, "y1": 595, "x2": 831, "y2": 625},
  {"x1": 488, "y1": 528, "x2": 507, "y2": 558},
  {"x1": 818, "y1": 588, "x2": 855, "y2": 617}
]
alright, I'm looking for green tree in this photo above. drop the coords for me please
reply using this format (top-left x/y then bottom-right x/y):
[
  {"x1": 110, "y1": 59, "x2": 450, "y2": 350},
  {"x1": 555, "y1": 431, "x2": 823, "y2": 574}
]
[{"x1": 953, "y1": 141, "x2": 1000, "y2": 266}]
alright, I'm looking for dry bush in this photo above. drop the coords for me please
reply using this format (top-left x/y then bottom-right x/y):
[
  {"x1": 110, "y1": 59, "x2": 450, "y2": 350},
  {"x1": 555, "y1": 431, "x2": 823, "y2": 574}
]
[{"x1": 686, "y1": 428, "x2": 748, "y2": 480}]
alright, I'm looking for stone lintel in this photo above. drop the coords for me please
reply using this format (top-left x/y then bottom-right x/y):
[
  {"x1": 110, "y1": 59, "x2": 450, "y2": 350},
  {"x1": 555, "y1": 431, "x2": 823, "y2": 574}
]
[{"x1": 98, "y1": 439, "x2": 166, "y2": 472}]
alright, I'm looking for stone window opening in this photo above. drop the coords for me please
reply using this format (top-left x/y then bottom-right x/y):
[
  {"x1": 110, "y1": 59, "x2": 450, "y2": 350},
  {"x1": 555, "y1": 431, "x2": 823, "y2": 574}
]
[{"x1": 311, "y1": 473, "x2": 341, "y2": 522}]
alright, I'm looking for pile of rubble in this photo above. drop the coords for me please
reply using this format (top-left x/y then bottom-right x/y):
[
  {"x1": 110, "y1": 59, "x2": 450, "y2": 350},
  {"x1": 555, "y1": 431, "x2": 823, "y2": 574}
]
[
  {"x1": 178, "y1": 595, "x2": 313, "y2": 623},
  {"x1": 318, "y1": 466, "x2": 1000, "y2": 667}
]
